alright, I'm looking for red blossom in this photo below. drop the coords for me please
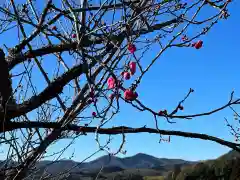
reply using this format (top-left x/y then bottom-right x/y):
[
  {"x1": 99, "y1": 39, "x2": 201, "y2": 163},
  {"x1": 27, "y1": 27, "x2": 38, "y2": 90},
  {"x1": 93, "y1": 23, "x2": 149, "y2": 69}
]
[
  {"x1": 181, "y1": 35, "x2": 188, "y2": 41},
  {"x1": 92, "y1": 112, "x2": 97, "y2": 117},
  {"x1": 123, "y1": 72, "x2": 131, "y2": 80},
  {"x1": 158, "y1": 110, "x2": 164, "y2": 116},
  {"x1": 159, "y1": 110, "x2": 167, "y2": 116},
  {"x1": 193, "y1": 40, "x2": 203, "y2": 49},
  {"x1": 129, "y1": 61, "x2": 136, "y2": 75},
  {"x1": 107, "y1": 77, "x2": 116, "y2": 89},
  {"x1": 124, "y1": 89, "x2": 138, "y2": 101},
  {"x1": 127, "y1": 43, "x2": 136, "y2": 54}
]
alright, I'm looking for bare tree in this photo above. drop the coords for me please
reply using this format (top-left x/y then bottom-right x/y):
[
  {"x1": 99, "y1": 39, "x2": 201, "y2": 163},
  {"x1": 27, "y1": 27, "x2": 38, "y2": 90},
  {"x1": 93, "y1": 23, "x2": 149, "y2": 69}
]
[{"x1": 0, "y1": 0, "x2": 237, "y2": 179}]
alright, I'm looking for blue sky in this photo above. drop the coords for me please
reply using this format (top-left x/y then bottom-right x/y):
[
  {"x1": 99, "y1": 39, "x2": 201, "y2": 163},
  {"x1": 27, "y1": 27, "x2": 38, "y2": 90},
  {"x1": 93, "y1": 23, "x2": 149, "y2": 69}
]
[
  {"x1": 46, "y1": 0, "x2": 240, "y2": 162},
  {"x1": 0, "y1": 0, "x2": 240, "y2": 162}
]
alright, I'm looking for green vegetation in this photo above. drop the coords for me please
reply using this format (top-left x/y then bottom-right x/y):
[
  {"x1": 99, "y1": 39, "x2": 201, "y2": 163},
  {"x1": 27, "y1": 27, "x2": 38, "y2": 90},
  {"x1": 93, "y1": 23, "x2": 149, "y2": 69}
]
[{"x1": 164, "y1": 152, "x2": 240, "y2": 180}]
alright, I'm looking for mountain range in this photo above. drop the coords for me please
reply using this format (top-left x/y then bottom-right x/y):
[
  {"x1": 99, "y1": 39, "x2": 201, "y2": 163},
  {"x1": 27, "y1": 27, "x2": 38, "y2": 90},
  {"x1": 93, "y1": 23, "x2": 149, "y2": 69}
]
[
  {"x1": 2, "y1": 150, "x2": 240, "y2": 179},
  {"x1": 23, "y1": 152, "x2": 197, "y2": 179}
]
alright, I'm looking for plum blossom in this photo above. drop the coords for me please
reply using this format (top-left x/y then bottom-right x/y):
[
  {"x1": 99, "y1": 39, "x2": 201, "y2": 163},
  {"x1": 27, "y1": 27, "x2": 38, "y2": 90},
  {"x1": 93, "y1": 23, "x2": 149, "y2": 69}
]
[
  {"x1": 127, "y1": 43, "x2": 136, "y2": 54},
  {"x1": 124, "y1": 89, "x2": 138, "y2": 101},
  {"x1": 123, "y1": 72, "x2": 131, "y2": 80},
  {"x1": 107, "y1": 77, "x2": 116, "y2": 89},
  {"x1": 192, "y1": 40, "x2": 203, "y2": 49},
  {"x1": 129, "y1": 61, "x2": 136, "y2": 75}
]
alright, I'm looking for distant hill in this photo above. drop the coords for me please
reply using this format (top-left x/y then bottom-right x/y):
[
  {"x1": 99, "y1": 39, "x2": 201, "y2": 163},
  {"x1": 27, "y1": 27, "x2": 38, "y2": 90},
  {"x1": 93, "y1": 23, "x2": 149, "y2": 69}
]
[
  {"x1": 25, "y1": 153, "x2": 196, "y2": 179},
  {"x1": 83, "y1": 153, "x2": 193, "y2": 169},
  {"x1": 2, "y1": 150, "x2": 239, "y2": 179}
]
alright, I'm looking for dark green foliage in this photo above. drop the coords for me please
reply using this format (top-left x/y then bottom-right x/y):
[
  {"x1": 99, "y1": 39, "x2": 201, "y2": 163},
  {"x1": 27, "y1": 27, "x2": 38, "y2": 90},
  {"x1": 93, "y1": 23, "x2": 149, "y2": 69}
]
[{"x1": 165, "y1": 151, "x2": 240, "y2": 180}]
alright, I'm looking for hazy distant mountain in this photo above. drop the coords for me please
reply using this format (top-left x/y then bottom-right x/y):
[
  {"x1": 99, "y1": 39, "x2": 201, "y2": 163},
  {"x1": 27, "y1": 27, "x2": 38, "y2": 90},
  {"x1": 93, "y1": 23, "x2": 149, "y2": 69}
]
[
  {"x1": 81, "y1": 153, "x2": 194, "y2": 170},
  {"x1": 4, "y1": 151, "x2": 239, "y2": 179},
  {"x1": 27, "y1": 153, "x2": 196, "y2": 179}
]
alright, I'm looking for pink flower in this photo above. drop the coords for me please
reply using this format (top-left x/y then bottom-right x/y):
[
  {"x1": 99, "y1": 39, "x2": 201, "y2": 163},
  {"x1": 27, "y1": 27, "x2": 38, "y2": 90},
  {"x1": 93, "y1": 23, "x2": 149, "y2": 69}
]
[
  {"x1": 107, "y1": 77, "x2": 116, "y2": 89},
  {"x1": 127, "y1": 43, "x2": 136, "y2": 54},
  {"x1": 72, "y1": 34, "x2": 77, "y2": 38},
  {"x1": 123, "y1": 72, "x2": 131, "y2": 80},
  {"x1": 124, "y1": 89, "x2": 138, "y2": 101},
  {"x1": 92, "y1": 112, "x2": 97, "y2": 117},
  {"x1": 129, "y1": 61, "x2": 136, "y2": 75}
]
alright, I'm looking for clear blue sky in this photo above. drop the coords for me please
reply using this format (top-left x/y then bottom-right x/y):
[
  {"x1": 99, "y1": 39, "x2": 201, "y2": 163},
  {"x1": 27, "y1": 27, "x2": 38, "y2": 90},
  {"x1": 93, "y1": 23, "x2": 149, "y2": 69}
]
[{"x1": 0, "y1": 0, "x2": 239, "y2": 162}]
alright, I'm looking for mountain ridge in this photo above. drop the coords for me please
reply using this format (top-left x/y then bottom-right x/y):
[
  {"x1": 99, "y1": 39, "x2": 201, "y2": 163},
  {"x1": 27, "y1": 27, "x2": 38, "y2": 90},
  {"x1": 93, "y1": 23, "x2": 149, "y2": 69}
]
[
  {"x1": 2, "y1": 150, "x2": 238, "y2": 179},
  {"x1": 32, "y1": 152, "x2": 199, "y2": 178}
]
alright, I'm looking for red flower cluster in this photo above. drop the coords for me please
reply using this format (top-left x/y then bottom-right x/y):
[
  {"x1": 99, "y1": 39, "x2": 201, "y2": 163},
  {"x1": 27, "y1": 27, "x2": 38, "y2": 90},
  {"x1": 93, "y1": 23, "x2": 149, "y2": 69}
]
[
  {"x1": 121, "y1": 61, "x2": 137, "y2": 80},
  {"x1": 107, "y1": 61, "x2": 138, "y2": 102},
  {"x1": 124, "y1": 89, "x2": 138, "y2": 101}
]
